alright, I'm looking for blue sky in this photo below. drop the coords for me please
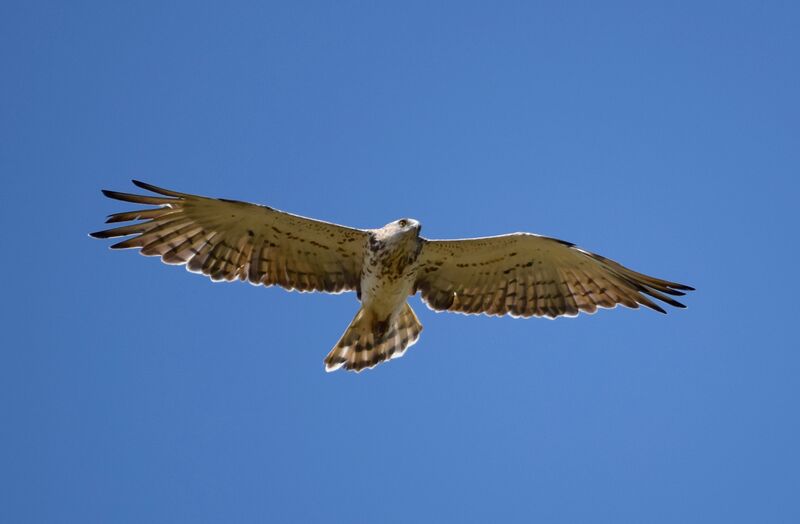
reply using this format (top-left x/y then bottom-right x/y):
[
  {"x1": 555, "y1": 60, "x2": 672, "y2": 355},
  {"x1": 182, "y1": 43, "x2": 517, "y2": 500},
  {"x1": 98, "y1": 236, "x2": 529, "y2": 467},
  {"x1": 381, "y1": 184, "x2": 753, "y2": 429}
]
[{"x1": 2, "y1": 1, "x2": 798, "y2": 522}]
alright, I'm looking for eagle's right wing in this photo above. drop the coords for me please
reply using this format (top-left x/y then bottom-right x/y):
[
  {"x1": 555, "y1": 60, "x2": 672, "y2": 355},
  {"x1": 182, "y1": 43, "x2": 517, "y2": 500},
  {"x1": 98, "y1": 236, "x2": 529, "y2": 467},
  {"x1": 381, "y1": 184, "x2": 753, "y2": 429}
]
[
  {"x1": 415, "y1": 233, "x2": 693, "y2": 318},
  {"x1": 91, "y1": 181, "x2": 368, "y2": 293}
]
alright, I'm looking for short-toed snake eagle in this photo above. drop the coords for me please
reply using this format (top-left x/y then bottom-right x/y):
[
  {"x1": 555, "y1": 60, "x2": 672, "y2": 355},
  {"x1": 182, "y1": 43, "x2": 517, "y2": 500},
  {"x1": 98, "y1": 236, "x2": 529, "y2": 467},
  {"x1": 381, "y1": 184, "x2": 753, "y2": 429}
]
[{"x1": 91, "y1": 181, "x2": 693, "y2": 372}]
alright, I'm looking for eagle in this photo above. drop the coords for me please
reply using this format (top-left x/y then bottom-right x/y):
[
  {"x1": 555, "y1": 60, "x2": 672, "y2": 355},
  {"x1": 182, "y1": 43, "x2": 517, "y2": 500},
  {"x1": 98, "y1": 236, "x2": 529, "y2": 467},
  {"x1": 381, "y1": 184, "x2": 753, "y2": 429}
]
[{"x1": 91, "y1": 181, "x2": 693, "y2": 372}]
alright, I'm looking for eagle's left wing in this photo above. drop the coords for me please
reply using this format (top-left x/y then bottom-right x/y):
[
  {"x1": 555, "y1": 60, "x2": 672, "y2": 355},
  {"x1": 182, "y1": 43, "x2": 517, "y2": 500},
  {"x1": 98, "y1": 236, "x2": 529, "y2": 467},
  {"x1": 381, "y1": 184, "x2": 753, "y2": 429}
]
[
  {"x1": 91, "y1": 181, "x2": 368, "y2": 293},
  {"x1": 414, "y1": 233, "x2": 693, "y2": 318}
]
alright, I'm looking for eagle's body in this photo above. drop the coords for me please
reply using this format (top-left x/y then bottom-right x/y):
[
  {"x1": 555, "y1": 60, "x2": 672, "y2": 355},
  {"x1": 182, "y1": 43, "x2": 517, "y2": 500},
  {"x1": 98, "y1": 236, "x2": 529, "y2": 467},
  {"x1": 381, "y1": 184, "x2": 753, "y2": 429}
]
[
  {"x1": 361, "y1": 220, "x2": 422, "y2": 318},
  {"x1": 326, "y1": 220, "x2": 425, "y2": 371},
  {"x1": 92, "y1": 181, "x2": 694, "y2": 372}
]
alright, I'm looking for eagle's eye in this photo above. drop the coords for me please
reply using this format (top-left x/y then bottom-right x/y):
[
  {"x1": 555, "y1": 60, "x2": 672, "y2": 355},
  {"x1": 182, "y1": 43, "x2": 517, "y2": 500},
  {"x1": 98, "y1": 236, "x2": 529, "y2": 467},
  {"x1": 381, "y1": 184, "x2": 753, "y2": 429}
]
[{"x1": 398, "y1": 219, "x2": 408, "y2": 227}]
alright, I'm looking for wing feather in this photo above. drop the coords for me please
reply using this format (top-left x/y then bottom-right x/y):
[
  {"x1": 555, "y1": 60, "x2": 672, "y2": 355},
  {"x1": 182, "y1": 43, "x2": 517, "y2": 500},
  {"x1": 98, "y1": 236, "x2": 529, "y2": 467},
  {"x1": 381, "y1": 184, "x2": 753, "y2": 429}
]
[
  {"x1": 415, "y1": 233, "x2": 693, "y2": 318},
  {"x1": 91, "y1": 181, "x2": 368, "y2": 293}
]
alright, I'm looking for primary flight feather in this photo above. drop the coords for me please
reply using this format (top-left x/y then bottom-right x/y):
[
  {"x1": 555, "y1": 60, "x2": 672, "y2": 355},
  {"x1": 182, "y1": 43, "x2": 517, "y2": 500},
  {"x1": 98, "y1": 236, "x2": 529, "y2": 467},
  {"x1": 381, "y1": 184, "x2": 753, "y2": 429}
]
[{"x1": 91, "y1": 181, "x2": 694, "y2": 372}]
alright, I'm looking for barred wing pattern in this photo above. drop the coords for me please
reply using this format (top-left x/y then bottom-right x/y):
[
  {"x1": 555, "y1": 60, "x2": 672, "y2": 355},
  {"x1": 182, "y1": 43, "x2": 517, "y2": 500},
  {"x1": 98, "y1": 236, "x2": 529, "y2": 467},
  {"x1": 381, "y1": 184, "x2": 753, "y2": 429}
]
[
  {"x1": 91, "y1": 181, "x2": 368, "y2": 293},
  {"x1": 415, "y1": 234, "x2": 693, "y2": 318}
]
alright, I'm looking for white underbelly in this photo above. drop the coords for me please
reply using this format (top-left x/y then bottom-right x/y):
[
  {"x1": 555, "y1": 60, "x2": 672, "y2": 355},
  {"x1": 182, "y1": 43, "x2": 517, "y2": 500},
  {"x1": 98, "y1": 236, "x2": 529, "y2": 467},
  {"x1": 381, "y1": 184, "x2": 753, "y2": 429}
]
[{"x1": 361, "y1": 269, "x2": 415, "y2": 319}]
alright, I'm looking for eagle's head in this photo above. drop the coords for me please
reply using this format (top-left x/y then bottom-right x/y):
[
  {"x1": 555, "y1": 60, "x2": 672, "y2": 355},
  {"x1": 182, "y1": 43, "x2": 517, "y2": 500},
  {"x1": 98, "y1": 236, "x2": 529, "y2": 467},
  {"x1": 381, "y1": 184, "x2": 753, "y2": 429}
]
[
  {"x1": 372, "y1": 218, "x2": 422, "y2": 250},
  {"x1": 386, "y1": 218, "x2": 421, "y2": 237}
]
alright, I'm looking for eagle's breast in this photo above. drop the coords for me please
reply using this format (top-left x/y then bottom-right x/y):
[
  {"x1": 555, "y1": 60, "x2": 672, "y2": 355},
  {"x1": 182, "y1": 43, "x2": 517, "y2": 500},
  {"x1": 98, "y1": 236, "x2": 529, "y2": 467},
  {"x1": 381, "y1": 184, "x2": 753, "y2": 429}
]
[{"x1": 360, "y1": 232, "x2": 422, "y2": 318}]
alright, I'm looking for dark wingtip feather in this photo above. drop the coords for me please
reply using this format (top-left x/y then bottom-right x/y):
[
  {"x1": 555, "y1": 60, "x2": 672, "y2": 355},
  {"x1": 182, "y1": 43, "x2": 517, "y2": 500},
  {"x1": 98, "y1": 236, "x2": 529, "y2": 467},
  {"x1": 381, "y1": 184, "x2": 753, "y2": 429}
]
[
  {"x1": 100, "y1": 189, "x2": 174, "y2": 205},
  {"x1": 101, "y1": 189, "x2": 136, "y2": 202},
  {"x1": 649, "y1": 291, "x2": 687, "y2": 309},
  {"x1": 89, "y1": 230, "x2": 111, "y2": 239},
  {"x1": 647, "y1": 302, "x2": 667, "y2": 314},
  {"x1": 131, "y1": 180, "x2": 185, "y2": 197},
  {"x1": 110, "y1": 238, "x2": 139, "y2": 249},
  {"x1": 131, "y1": 179, "x2": 156, "y2": 191}
]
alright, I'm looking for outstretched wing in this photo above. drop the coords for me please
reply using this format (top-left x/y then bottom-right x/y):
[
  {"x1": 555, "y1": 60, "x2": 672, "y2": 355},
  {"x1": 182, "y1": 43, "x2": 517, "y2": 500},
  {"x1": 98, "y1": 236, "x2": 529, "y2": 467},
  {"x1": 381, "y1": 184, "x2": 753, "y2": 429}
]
[
  {"x1": 91, "y1": 181, "x2": 368, "y2": 293},
  {"x1": 414, "y1": 233, "x2": 693, "y2": 318}
]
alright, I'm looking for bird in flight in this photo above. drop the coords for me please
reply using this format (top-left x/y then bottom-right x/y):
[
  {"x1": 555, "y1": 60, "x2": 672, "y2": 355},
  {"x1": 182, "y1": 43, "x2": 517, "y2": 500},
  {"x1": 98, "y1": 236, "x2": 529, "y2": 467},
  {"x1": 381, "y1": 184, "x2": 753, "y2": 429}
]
[{"x1": 91, "y1": 181, "x2": 693, "y2": 372}]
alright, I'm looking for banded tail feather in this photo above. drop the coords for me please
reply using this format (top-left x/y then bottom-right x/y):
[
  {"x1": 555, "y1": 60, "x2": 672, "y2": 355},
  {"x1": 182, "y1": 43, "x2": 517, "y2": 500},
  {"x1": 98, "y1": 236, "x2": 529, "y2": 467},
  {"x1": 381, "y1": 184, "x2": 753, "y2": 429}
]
[{"x1": 325, "y1": 303, "x2": 423, "y2": 372}]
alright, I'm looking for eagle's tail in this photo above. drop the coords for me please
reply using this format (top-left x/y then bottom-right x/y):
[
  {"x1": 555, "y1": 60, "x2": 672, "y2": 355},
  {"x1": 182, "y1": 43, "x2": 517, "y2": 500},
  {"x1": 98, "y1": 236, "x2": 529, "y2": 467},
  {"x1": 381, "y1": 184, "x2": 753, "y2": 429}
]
[{"x1": 324, "y1": 303, "x2": 423, "y2": 372}]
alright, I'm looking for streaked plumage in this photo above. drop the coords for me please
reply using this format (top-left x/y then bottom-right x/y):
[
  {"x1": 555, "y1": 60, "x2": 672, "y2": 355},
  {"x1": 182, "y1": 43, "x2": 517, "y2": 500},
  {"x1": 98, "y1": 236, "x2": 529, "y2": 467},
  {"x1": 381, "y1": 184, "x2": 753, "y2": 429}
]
[{"x1": 91, "y1": 181, "x2": 694, "y2": 372}]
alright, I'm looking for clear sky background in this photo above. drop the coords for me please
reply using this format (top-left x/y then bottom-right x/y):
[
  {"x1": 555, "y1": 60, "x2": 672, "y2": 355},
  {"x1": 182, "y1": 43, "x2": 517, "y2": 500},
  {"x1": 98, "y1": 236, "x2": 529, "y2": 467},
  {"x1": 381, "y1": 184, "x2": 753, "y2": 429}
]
[{"x1": 2, "y1": 1, "x2": 798, "y2": 523}]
